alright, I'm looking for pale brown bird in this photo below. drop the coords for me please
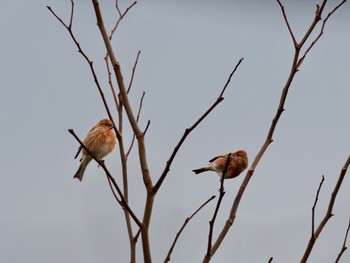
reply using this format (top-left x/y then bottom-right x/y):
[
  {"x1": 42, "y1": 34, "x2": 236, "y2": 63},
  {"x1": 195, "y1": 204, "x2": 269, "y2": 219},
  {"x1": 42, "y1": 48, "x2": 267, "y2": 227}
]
[
  {"x1": 192, "y1": 150, "x2": 248, "y2": 179},
  {"x1": 74, "y1": 119, "x2": 116, "y2": 181}
]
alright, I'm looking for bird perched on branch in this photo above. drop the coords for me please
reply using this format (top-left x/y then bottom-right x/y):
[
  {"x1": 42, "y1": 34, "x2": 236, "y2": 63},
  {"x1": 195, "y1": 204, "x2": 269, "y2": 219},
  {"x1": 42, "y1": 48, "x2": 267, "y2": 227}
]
[
  {"x1": 192, "y1": 150, "x2": 248, "y2": 179},
  {"x1": 73, "y1": 119, "x2": 116, "y2": 181}
]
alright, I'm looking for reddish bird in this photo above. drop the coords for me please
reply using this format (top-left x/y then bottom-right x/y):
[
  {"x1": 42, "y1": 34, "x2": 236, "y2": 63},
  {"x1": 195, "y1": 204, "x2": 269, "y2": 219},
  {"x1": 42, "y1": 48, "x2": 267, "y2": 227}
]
[
  {"x1": 192, "y1": 150, "x2": 248, "y2": 179},
  {"x1": 74, "y1": 119, "x2": 116, "y2": 181}
]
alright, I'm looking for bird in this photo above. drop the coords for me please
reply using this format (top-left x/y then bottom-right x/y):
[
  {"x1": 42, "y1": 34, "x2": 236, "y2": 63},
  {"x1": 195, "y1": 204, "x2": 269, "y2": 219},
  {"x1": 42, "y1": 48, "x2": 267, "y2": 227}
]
[
  {"x1": 192, "y1": 150, "x2": 248, "y2": 179},
  {"x1": 73, "y1": 119, "x2": 116, "y2": 181}
]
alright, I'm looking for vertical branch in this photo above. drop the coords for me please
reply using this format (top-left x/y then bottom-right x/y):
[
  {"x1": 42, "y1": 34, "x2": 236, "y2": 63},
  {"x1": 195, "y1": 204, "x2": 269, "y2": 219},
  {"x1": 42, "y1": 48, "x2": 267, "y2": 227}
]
[
  {"x1": 127, "y1": 91, "x2": 146, "y2": 157},
  {"x1": 312, "y1": 176, "x2": 325, "y2": 238},
  {"x1": 91, "y1": 2, "x2": 153, "y2": 262},
  {"x1": 204, "y1": 154, "x2": 231, "y2": 262}
]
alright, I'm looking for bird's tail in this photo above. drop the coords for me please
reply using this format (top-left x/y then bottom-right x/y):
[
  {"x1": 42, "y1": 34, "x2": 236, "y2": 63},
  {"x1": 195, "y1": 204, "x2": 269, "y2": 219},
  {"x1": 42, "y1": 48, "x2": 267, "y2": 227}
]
[
  {"x1": 74, "y1": 156, "x2": 92, "y2": 182},
  {"x1": 192, "y1": 167, "x2": 210, "y2": 174},
  {"x1": 74, "y1": 163, "x2": 87, "y2": 181}
]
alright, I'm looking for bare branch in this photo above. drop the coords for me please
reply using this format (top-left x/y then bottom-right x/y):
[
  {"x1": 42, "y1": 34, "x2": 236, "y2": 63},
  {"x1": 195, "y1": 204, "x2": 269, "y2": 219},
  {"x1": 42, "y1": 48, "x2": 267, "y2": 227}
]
[
  {"x1": 276, "y1": 0, "x2": 298, "y2": 47},
  {"x1": 111, "y1": 0, "x2": 138, "y2": 37},
  {"x1": 127, "y1": 91, "x2": 146, "y2": 157},
  {"x1": 335, "y1": 218, "x2": 350, "y2": 263},
  {"x1": 127, "y1": 50, "x2": 141, "y2": 94},
  {"x1": 91, "y1": 2, "x2": 153, "y2": 261},
  {"x1": 105, "y1": 56, "x2": 120, "y2": 110},
  {"x1": 47, "y1": 2, "x2": 121, "y2": 141},
  {"x1": 297, "y1": 0, "x2": 348, "y2": 68},
  {"x1": 164, "y1": 195, "x2": 216, "y2": 263},
  {"x1": 143, "y1": 120, "x2": 151, "y2": 136},
  {"x1": 300, "y1": 155, "x2": 350, "y2": 263},
  {"x1": 115, "y1": 0, "x2": 122, "y2": 17},
  {"x1": 68, "y1": 129, "x2": 143, "y2": 229},
  {"x1": 153, "y1": 58, "x2": 244, "y2": 194},
  {"x1": 205, "y1": 2, "x2": 347, "y2": 260},
  {"x1": 205, "y1": 154, "x2": 231, "y2": 262},
  {"x1": 312, "y1": 175, "x2": 325, "y2": 238},
  {"x1": 106, "y1": 176, "x2": 122, "y2": 204}
]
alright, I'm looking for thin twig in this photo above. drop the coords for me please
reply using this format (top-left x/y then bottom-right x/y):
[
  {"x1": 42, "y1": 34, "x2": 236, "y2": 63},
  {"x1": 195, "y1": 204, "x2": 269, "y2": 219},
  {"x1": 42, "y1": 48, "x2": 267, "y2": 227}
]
[
  {"x1": 164, "y1": 195, "x2": 216, "y2": 263},
  {"x1": 47, "y1": 2, "x2": 121, "y2": 141},
  {"x1": 312, "y1": 175, "x2": 325, "y2": 238},
  {"x1": 127, "y1": 91, "x2": 146, "y2": 157},
  {"x1": 105, "y1": 56, "x2": 120, "y2": 110},
  {"x1": 127, "y1": 51, "x2": 141, "y2": 94},
  {"x1": 335, "y1": 218, "x2": 350, "y2": 263},
  {"x1": 297, "y1": 0, "x2": 348, "y2": 69},
  {"x1": 205, "y1": 154, "x2": 231, "y2": 261},
  {"x1": 154, "y1": 58, "x2": 244, "y2": 194},
  {"x1": 68, "y1": 129, "x2": 143, "y2": 229},
  {"x1": 276, "y1": 0, "x2": 297, "y2": 47},
  {"x1": 106, "y1": 176, "x2": 122, "y2": 204},
  {"x1": 111, "y1": 0, "x2": 138, "y2": 37},
  {"x1": 300, "y1": 155, "x2": 350, "y2": 263},
  {"x1": 68, "y1": 0, "x2": 74, "y2": 29},
  {"x1": 143, "y1": 120, "x2": 151, "y2": 136}
]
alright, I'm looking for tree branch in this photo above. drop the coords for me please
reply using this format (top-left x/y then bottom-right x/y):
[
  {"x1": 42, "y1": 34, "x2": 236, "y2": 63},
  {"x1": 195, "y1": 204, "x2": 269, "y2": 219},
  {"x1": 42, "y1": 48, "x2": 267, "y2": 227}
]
[
  {"x1": 127, "y1": 91, "x2": 146, "y2": 157},
  {"x1": 111, "y1": 0, "x2": 138, "y2": 37},
  {"x1": 312, "y1": 175, "x2": 325, "y2": 238},
  {"x1": 164, "y1": 195, "x2": 216, "y2": 263},
  {"x1": 153, "y1": 58, "x2": 244, "y2": 194},
  {"x1": 335, "y1": 218, "x2": 350, "y2": 263},
  {"x1": 204, "y1": 1, "x2": 346, "y2": 260},
  {"x1": 276, "y1": 0, "x2": 297, "y2": 47},
  {"x1": 296, "y1": 0, "x2": 347, "y2": 69},
  {"x1": 68, "y1": 128, "x2": 143, "y2": 229},
  {"x1": 300, "y1": 155, "x2": 350, "y2": 263},
  {"x1": 204, "y1": 154, "x2": 232, "y2": 262},
  {"x1": 47, "y1": 1, "x2": 121, "y2": 141}
]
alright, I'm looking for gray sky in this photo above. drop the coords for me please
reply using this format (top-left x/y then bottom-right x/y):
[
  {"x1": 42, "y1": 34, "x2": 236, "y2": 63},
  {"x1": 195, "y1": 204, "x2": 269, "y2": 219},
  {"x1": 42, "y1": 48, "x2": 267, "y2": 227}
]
[{"x1": 1, "y1": 0, "x2": 349, "y2": 262}]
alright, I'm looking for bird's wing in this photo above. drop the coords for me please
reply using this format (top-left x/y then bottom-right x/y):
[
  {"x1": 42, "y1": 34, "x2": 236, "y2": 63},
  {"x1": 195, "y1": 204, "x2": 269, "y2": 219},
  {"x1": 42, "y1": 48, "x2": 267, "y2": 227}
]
[{"x1": 209, "y1": 154, "x2": 227, "y2": 163}]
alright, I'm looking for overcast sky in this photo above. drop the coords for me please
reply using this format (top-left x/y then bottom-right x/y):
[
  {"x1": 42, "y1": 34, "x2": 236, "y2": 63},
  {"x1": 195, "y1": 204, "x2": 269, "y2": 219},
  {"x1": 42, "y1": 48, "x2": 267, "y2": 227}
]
[{"x1": 1, "y1": 0, "x2": 349, "y2": 262}]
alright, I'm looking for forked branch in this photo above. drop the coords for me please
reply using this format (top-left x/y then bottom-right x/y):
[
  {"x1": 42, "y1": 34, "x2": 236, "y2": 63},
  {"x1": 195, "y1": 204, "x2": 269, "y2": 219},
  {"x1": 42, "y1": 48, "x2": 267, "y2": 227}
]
[{"x1": 300, "y1": 155, "x2": 350, "y2": 263}]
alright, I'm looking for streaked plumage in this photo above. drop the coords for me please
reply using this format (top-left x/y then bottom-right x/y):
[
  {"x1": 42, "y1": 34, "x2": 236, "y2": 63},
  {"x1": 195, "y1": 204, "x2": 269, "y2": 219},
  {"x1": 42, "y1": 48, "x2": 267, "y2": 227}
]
[{"x1": 74, "y1": 119, "x2": 116, "y2": 181}]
